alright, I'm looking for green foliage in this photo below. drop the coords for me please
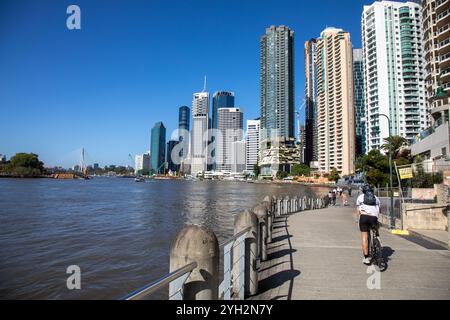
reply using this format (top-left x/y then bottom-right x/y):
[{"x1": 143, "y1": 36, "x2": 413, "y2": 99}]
[
  {"x1": 1, "y1": 153, "x2": 44, "y2": 177},
  {"x1": 382, "y1": 135, "x2": 408, "y2": 159},
  {"x1": 253, "y1": 163, "x2": 260, "y2": 177},
  {"x1": 290, "y1": 164, "x2": 311, "y2": 177},
  {"x1": 328, "y1": 168, "x2": 340, "y2": 182},
  {"x1": 411, "y1": 163, "x2": 444, "y2": 188},
  {"x1": 276, "y1": 171, "x2": 288, "y2": 179}
]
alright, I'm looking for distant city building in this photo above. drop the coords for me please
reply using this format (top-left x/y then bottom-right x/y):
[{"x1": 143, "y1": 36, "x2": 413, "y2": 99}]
[
  {"x1": 315, "y1": 27, "x2": 355, "y2": 176},
  {"x1": 150, "y1": 122, "x2": 166, "y2": 174},
  {"x1": 93, "y1": 163, "x2": 99, "y2": 170},
  {"x1": 178, "y1": 106, "x2": 190, "y2": 160},
  {"x1": 135, "y1": 153, "x2": 150, "y2": 175},
  {"x1": 166, "y1": 140, "x2": 180, "y2": 172},
  {"x1": 362, "y1": 1, "x2": 427, "y2": 149},
  {"x1": 353, "y1": 48, "x2": 366, "y2": 156},
  {"x1": 0, "y1": 154, "x2": 6, "y2": 163},
  {"x1": 411, "y1": 0, "x2": 450, "y2": 162},
  {"x1": 245, "y1": 119, "x2": 260, "y2": 172},
  {"x1": 299, "y1": 124, "x2": 306, "y2": 164},
  {"x1": 231, "y1": 141, "x2": 246, "y2": 173},
  {"x1": 304, "y1": 39, "x2": 318, "y2": 166},
  {"x1": 212, "y1": 92, "x2": 235, "y2": 130},
  {"x1": 260, "y1": 25, "x2": 295, "y2": 141},
  {"x1": 190, "y1": 91, "x2": 210, "y2": 174},
  {"x1": 216, "y1": 108, "x2": 243, "y2": 172}
]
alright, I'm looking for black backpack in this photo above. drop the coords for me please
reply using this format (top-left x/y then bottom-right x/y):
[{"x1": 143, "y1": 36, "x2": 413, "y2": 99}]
[{"x1": 363, "y1": 189, "x2": 377, "y2": 206}]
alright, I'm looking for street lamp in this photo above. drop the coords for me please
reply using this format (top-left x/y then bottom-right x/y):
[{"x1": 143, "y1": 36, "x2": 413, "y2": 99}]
[{"x1": 379, "y1": 113, "x2": 395, "y2": 229}]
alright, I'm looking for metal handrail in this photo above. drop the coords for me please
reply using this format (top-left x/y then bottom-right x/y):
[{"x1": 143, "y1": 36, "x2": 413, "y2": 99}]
[
  {"x1": 122, "y1": 262, "x2": 197, "y2": 300},
  {"x1": 219, "y1": 227, "x2": 252, "y2": 248}
]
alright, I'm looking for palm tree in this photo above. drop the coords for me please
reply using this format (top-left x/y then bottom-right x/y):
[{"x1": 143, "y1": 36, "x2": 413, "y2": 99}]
[{"x1": 382, "y1": 136, "x2": 408, "y2": 159}]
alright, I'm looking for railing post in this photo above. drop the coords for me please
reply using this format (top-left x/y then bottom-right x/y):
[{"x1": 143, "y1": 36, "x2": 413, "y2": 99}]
[
  {"x1": 277, "y1": 198, "x2": 282, "y2": 217},
  {"x1": 233, "y1": 209, "x2": 258, "y2": 297},
  {"x1": 253, "y1": 204, "x2": 268, "y2": 261},
  {"x1": 303, "y1": 196, "x2": 307, "y2": 211},
  {"x1": 170, "y1": 225, "x2": 219, "y2": 300},
  {"x1": 285, "y1": 196, "x2": 290, "y2": 214},
  {"x1": 263, "y1": 198, "x2": 273, "y2": 244}
]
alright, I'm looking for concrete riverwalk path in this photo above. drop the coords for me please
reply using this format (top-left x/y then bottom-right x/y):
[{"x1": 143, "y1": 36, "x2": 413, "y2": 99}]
[{"x1": 250, "y1": 203, "x2": 450, "y2": 300}]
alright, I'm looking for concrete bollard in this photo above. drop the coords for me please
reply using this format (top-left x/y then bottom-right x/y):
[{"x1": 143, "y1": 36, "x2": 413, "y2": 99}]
[
  {"x1": 285, "y1": 196, "x2": 290, "y2": 214},
  {"x1": 253, "y1": 204, "x2": 268, "y2": 261},
  {"x1": 233, "y1": 209, "x2": 258, "y2": 297},
  {"x1": 262, "y1": 200, "x2": 273, "y2": 244},
  {"x1": 277, "y1": 198, "x2": 282, "y2": 217},
  {"x1": 170, "y1": 225, "x2": 219, "y2": 300},
  {"x1": 303, "y1": 196, "x2": 307, "y2": 211}
]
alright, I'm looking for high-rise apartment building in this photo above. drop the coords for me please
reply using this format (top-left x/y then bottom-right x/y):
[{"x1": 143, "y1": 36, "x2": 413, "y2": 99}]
[
  {"x1": 315, "y1": 27, "x2": 355, "y2": 176},
  {"x1": 178, "y1": 106, "x2": 190, "y2": 159},
  {"x1": 353, "y1": 48, "x2": 366, "y2": 156},
  {"x1": 304, "y1": 39, "x2": 318, "y2": 166},
  {"x1": 150, "y1": 122, "x2": 166, "y2": 174},
  {"x1": 260, "y1": 25, "x2": 295, "y2": 141},
  {"x1": 362, "y1": 1, "x2": 427, "y2": 150},
  {"x1": 190, "y1": 91, "x2": 210, "y2": 174},
  {"x1": 411, "y1": 0, "x2": 450, "y2": 160},
  {"x1": 245, "y1": 119, "x2": 260, "y2": 172},
  {"x1": 166, "y1": 140, "x2": 180, "y2": 173},
  {"x1": 422, "y1": 0, "x2": 449, "y2": 120},
  {"x1": 216, "y1": 108, "x2": 243, "y2": 172}
]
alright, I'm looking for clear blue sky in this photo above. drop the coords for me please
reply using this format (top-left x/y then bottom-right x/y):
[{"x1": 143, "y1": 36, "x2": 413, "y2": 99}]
[{"x1": 0, "y1": 0, "x2": 380, "y2": 168}]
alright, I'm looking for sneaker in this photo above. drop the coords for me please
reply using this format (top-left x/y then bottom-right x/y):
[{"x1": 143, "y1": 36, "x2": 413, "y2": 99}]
[{"x1": 362, "y1": 257, "x2": 371, "y2": 265}]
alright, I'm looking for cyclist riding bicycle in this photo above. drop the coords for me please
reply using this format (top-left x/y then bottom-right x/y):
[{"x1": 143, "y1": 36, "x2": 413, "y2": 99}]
[{"x1": 356, "y1": 185, "x2": 380, "y2": 265}]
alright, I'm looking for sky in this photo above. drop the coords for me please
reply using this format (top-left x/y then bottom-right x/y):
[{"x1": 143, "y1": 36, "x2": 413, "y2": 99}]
[{"x1": 0, "y1": 0, "x2": 385, "y2": 168}]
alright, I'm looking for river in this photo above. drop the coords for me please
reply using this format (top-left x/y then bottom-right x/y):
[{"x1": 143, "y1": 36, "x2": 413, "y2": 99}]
[{"x1": 0, "y1": 177, "x2": 327, "y2": 299}]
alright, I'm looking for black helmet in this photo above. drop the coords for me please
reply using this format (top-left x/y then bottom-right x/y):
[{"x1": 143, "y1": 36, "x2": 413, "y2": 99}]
[{"x1": 362, "y1": 184, "x2": 373, "y2": 194}]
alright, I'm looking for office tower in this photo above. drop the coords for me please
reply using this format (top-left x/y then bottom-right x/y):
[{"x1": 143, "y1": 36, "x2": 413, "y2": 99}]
[
  {"x1": 212, "y1": 92, "x2": 235, "y2": 130},
  {"x1": 231, "y1": 141, "x2": 246, "y2": 173},
  {"x1": 362, "y1": 1, "x2": 427, "y2": 150},
  {"x1": 190, "y1": 91, "x2": 210, "y2": 174},
  {"x1": 245, "y1": 119, "x2": 260, "y2": 172},
  {"x1": 422, "y1": 0, "x2": 449, "y2": 121},
  {"x1": 315, "y1": 27, "x2": 355, "y2": 176},
  {"x1": 178, "y1": 106, "x2": 190, "y2": 158},
  {"x1": 166, "y1": 140, "x2": 180, "y2": 172},
  {"x1": 150, "y1": 121, "x2": 166, "y2": 174},
  {"x1": 260, "y1": 25, "x2": 295, "y2": 141},
  {"x1": 411, "y1": 0, "x2": 449, "y2": 160},
  {"x1": 353, "y1": 48, "x2": 366, "y2": 156},
  {"x1": 216, "y1": 108, "x2": 243, "y2": 172},
  {"x1": 299, "y1": 124, "x2": 306, "y2": 164},
  {"x1": 304, "y1": 39, "x2": 318, "y2": 166},
  {"x1": 134, "y1": 153, "x2": 150, "y2": 175}
]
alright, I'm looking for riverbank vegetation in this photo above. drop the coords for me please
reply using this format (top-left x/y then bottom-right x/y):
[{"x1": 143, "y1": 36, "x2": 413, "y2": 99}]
[{"x1": 0, "y1": 153, "x2": 45, "y2": 177}]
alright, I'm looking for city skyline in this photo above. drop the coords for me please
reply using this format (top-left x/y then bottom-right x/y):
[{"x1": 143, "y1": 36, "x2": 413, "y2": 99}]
[{"x1": 0, "y1": 0, "x2": 371, "y2": 168}]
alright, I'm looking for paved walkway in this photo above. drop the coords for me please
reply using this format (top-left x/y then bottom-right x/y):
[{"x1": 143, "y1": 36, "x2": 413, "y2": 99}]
[{"x1": 250, "y1": 204, "x2": 450, "y2": 300}]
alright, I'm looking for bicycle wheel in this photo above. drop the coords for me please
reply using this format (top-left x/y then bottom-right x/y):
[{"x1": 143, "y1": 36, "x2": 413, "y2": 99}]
[{"x1": 373, "y1": 238, "x2": 387, "y2": 272}]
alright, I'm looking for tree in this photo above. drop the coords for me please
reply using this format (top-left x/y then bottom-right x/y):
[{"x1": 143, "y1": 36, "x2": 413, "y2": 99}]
[
  {"x1": 276, "y1": 170, "x2": 288, "y2": 179},
  {"x1": 290, "y1": 164, "x2": 311, "y2": 177},
  {"x1": 253, "y1": 163, "x2": 260, "y2": 178},
  {"x1": 3, "y1": 153, "x2": 44, "y2": 177},
  {"x1": 329, "y1": 168, "x2": 340, "y2": 182},
  {"x1": 382, "y1": 136, "x2": 408, "y2": 159}
]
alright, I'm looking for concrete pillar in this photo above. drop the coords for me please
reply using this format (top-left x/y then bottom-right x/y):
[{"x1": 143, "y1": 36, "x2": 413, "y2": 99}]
[
  {"x1": 303, "y1": 196, "x2": 307, "y2": 210},
  {"x1": 170, "y1": 225, "x2": 219, "y2": 300},
  {"x1": 262, "y1": 200, "x2": 273, "y2": 243},
  {"x1": 277, "y1": 198, "x2": 282, "y2": 217},
  {"x1": 285, "y1": 196, "x2": 290, "y2": 214},
  {"x1": 233, "y1": 209, "x2": 258, "y2": 296},
  {"x1": 253, "y1": 204, "x2": 268, "y2": 261}
]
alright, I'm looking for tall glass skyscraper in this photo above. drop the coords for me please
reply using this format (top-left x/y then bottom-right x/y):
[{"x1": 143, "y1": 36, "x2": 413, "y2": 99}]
[
  {"x1": 260, "y1": 25, "x2": 295, "y2": 141},
  {"x1": 150, "y1": 121, "x2": 166, "y2": 174},
  {"x1": 353, "y1": 49, "x2": 366, "y2": 156},
  {"x1": 178, "y1": 106, "x2": 190, "y2": 133},
  {"x1": 212, "y1": 92, "x2": 235, "y2": 130}
]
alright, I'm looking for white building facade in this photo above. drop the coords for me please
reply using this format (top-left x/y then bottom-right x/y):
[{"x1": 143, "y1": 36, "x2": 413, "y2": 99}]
[
  {"x1": 135, "y1": 153, "x2": 150, "y2": 175},
  {"x1": 190, "y1": 91, "x2": 210, "y2": 174},
  {"x1": 362, "y1": 1, "x2": 427, "y2": 151},
  {"x1": 245, "y1": 119, "x2": 260, "y2": 172},
  {"x1": 216, "y1": 108, "x2": 244, "y2": 172}
]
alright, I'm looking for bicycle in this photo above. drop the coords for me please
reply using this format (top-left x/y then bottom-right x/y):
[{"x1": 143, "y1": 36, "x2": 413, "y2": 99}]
[{"x1": 368, "y1": 222, "x2": 387, "y2": 272}]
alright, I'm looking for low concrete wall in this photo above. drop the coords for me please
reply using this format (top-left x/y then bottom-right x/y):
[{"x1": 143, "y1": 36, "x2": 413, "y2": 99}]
[
  {"x1": 411, "y1": 188, "x2": 435, "y2": 200},
  {"x1": 404, "y1": 204, "x2": 448, "y2": 231}
]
